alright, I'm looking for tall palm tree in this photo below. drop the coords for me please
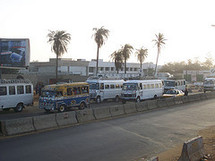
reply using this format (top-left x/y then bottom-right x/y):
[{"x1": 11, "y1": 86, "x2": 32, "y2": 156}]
[
  {"x1": 47, "y1": 30, "x2": 71, "y2": 83},
  {"x1": 110, "y1": 50, "x2": 123, "y2": 74},
  {"x1": 92, "y1": 26, "x2": 109, "y2": 76},
  {"x1": 121, "y1": 44, "x2": 133, "y2": 74},
  {"x1": 153, "y1": 33, "x2": 166, "y2": 77},
  {"x1": 135, "y1": 47, "x2": 148, "y2": 76}
]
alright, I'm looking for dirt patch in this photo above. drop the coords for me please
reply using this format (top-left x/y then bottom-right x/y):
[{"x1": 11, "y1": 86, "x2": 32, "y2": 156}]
[{"x1": 157, "y1": 126, "x2": 215, "y2": 161}]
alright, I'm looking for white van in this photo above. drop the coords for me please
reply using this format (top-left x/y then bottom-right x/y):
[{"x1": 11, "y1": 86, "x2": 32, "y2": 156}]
[
  {"x1": 121, "y1": 79, "x2": 163, "y2": 103},
  {"x1": 203, "y1": 78, "x2": 215, "y2": 93},
  {"x1": 0, "y1": 79, "x2": 33, "y2": 112},
  {"x1": 163, "y1": 79, "x2": 186, "y2": 93},
  {"x1": 86, "y1": 77, "x2": 125, "y2": 103}
]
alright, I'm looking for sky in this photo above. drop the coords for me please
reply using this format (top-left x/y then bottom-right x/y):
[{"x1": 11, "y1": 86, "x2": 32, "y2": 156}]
[{"x1": 1, "y1": 0, "x2": 215, "y2": 65}]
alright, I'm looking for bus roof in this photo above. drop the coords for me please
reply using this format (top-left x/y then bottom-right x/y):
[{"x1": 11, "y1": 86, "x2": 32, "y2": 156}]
[
  {"x1": 86, "y1": 79, "x2": 125, "y2": 83},
  {"x1": 43, "y1": 82, "x2": 89, "y2": 90},
  {"x1": 124, "y1": 80, "x2": 162, "y2": 84}
]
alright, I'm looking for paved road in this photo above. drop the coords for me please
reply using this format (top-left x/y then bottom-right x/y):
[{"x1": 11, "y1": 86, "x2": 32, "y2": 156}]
[{"x1": 1, "y1": 99, "x2": 215, "y2": 161}]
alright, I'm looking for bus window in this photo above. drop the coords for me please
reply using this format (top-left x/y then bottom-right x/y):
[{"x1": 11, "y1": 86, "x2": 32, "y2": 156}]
[
  {"x1": 110, "y1": 84, "x2": 115, "y2": 89},
  {"x1": 116, "y1": 84, "x2": 120, "y2": 88},
  {"x1": 155, "y1": 84, "x2": 159, "y2": 88},
  {"x1": 0, "y1": 86, "x2": 7, "y2": 96},
  {"x1": 17, "y1": 85, "x2": 24, "y2": 94},
  {"x1": 9, "y1": 86, "x2": 15, "y2": 95},
  {"x1": 26, "y1": 85, "x2": 32, "y2": 94},
  {"x1": 81, "y1": 86, "x2": 89, "y2": 94},
  {"x1": 56, "y1": 91, "x2": 63, "y2": 97},
  {"x1": 151, "y1": 84, "x2": 155, "y2": 88},
  {"x1": 147, "y1": 84, "x2": 150, "y2": 89},
  {"x1": 105, "y1": 84, "x2": 110, "y2": 89},
  {"x1": 73, "y1": 87, "x2": 81, "y2": 95},
  {"x1": 67, "y1": 88, "x2": 73, "y2": 96},
  {"x1": 100, "y1": 83, "x2": 104, "y2": 89},
  {"x1": 144, "y1": 85, "x2": 147, "y2": 89}
]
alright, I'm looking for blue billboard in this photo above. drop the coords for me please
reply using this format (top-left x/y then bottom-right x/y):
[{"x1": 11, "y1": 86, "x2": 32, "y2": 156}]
[{"x1": 0, "y1": 39, "x2": 30, "y2": 68}]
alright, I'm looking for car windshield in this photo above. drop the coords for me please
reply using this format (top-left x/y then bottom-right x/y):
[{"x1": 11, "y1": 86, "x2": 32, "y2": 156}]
[
  {"x1": 166, "y1": 90, "x2": 176, "y2": 94},
  {"x1": 164, "y1": 81, "x2": 175, "y2": 87},
  {"x1": 123, "y1": 83, "x2": 137, "y2": 90},
  {"x1": 89, "y1": 83, "x2": 99, "y2": 90},
  {"x1": 41, "y1": 90, "x2": 56, "y2": 97}
]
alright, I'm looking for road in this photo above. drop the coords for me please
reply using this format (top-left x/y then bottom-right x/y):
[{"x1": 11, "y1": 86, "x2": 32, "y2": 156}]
[{"x1": 1, "y1": 99, "x2": 215, "y2": 161}]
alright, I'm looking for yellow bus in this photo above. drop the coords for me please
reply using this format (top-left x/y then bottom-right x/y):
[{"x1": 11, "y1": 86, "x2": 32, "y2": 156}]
[{"x1": 39, "y1": 82, "x2": 89, "y2": 112}]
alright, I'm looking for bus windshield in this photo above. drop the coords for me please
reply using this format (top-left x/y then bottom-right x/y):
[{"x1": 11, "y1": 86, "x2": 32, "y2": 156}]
[
  {"x1": 41, "y1": 90, "x2": 56, "y2": 97},
  {"x1": 204, "y1": 80, "x2": 214, "y2": 85},
  {"x1": 89, "y1": 83, "x2": 99, "y2": 90},
  {"x1": 164, "y1": 81, "x2": 175, "y2": 87},
  {"x1": 123, "y1": 83, "x2": 137, "y2": 90}
]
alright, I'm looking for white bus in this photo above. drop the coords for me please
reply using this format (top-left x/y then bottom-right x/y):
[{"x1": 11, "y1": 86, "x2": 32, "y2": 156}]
[
  {"x1": 0, "y1": 79, "x2": 33, "y2": 112},
  {"x1": 203, "y1": 78, "x2": 215, "y2": 93},
  {"x1": 86, "y1": 77, "x2": 125, "y2": 103},
  {"x1": 121, "y1": 79, "x2": 164, "y2": 103},
  {"x1": 163, "y1": 79, "x2": 186, "y2": 93}
]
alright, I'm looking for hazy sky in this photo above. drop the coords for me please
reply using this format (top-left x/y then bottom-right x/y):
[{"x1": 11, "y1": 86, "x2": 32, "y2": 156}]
[{"x1": 1, "y1": 0, "x2": 215, "y2": 65}]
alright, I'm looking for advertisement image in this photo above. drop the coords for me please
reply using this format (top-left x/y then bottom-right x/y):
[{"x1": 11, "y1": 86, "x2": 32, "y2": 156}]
[{"x1": 0, "y1": 39, "x2": 30, "y2": 68}]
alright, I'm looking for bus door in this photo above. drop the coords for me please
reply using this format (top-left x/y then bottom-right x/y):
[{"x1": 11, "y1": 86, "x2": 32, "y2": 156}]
[{"x1": 99, "y1": 83, "x2": 105, "y2": 100}]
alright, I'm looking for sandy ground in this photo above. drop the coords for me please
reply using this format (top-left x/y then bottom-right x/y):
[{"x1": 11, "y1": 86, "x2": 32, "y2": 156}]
[{"x1": 157, "y1": 126, "x2": 215, "y2": 161}]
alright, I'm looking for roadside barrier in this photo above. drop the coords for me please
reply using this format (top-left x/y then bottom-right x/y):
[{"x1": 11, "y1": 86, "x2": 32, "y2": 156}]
[
  {"x1": 109, "y1": 105, "x2": 125, "y2": 117},
  {"x1": 123, "y1": 102, "x2": 137, "y2": 114},
  {"x1": 174, "y1": 96, "x2": 183, "y2": 105},
  {"x1": 76, "y1": 109, "x2": 95, "y2": 123},
  {"x1": 1, "y1": 117, "x2": 34, "y2": 135},
  {"x1": 135, "y1": 101, "x2": 148, "y2": 112},
  {"x1": 33, "y1": 114, "x2": 58, "y2": 131},
  {"x1": 56, "y1": 111, "x2": 77, "y2": 127},
  {"x1": 157, "y1": 99, "x2": 168, "y2": 108},
  {"x1": 165, "y1": 97, "x2": 175, "y2": 106},
  {"x1": 188, "y1": 94, "x2": 201, "y2": 102},
  {"x1": 147, "y1": 100, "x2": 158, "y2": 110},
  {"x1": 178, "y1": 136, "x2": 204, "y2": 161},
  {"x1": 0, "y1": 92, "x2": 213, "y2": 136},
  {"x1": 93, "y1": 107, "x2": 111, "y2": 120}
]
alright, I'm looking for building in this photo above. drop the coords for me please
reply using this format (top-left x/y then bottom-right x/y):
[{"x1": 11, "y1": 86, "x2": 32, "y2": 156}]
[{"x1": 17, "y1": 58, "x2": 156, "y2": 85}]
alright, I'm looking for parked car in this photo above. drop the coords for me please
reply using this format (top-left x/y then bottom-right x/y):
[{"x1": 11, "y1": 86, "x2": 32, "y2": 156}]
[{"x1": 163, "y1": 89, "x2": 184, "y2": 98}]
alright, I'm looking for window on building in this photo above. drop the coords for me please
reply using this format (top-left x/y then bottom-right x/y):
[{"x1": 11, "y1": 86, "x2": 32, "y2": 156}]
[
  {"x1": 111, "y1": 67, "x2": 114, "y2": 71},
  {"x1": 89, "y1": 67, "x2": 94, "y2": 72},
  {"x1": 0, "y1": 86, "x2": 7, "y2": 96},
  {"x1": 105, "y1": 67, "x2": 109, "y2": 71}
]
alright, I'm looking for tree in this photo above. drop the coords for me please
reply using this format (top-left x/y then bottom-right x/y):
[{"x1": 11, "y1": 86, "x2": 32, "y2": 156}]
[
  {"x1": 92, "y1": 26, "x2": 109, "y2": 76},
  {"x1": 110, "y1": 50, "x2": 123, "y2": 74},
  {"x1": 121, "y1": 44, "x2": 133, "y2": 74},
  {"x1": 135, "y1": 47, "x2": 148, "y2": 76},
  {"x1": 47, "y1": 30, "x2": 71, "y2": 83},
  {"x1": 153, "y1": 33, "x2": 166, "y2": 77}
]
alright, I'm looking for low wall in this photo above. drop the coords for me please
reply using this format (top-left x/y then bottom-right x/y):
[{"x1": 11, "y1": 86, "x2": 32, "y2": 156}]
[{"x1": 1, "y1": 92, "x2": 215, "y2": 136}]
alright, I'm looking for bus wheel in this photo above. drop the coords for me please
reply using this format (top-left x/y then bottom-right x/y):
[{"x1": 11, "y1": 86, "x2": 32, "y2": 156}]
[
  {"x1": 136, "y1": 97, "x2": 140, "y2": 103},
  {"x1": 115, "y1": 96, "x2": 120, "y2": 102},
  {"x1": 58, "y1": 105, "x2": 66, "y2": 112},
  {"x1": 14, "y1": 103, "x2": 24, "y2": 112},
  {"x1": 96, "y1": 96, "x2": 101, "y2": 103},
  {"x1": 154, "y1": 95, "x2": 158, "y2": 99},
  {"x1": 79, "y1": 102, "x2": 86, "y2": 110}
]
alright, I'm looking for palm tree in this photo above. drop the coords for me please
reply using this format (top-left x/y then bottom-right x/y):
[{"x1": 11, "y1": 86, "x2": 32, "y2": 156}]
[
  {"x1": 47, "y1": 30, "x2": 71, "y2": 83},
  {"x1": 135, "y1": 47, "x2": 148, "y2": 76},
  {"x1": 92, "y1": 26, "x2": 109, "y2": 76},
  {"x1": 110, "y1": 50, "x2": 123, "y2": 74},
  {"x1": 121, "y1": 44, "x2": 133, "y2": 74},
  {"x1": 153, "y1": 33, "x2": 166, "y2": 77}
]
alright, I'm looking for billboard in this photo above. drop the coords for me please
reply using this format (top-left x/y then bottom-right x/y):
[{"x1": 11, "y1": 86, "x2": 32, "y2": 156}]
[{"x1": 0, "y1": 38, "x2": 30, "y2": 68}]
